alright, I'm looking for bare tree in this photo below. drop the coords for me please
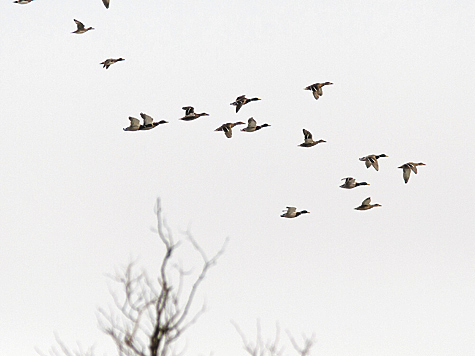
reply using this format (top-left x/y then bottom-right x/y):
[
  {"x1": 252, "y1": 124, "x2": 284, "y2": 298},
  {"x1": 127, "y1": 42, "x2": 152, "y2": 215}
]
[
  {"x1": 232, "y1": 320, "x2": 315, "y2": 356},
  {"x1": 38, "y1": 198, "x2": 228, "y2": 356}
]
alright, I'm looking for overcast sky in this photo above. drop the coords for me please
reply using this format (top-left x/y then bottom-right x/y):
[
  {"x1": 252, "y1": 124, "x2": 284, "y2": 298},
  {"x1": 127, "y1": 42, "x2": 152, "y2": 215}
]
[{"x1": 1, "y1": 1, "x2": 475, "y2": 355}]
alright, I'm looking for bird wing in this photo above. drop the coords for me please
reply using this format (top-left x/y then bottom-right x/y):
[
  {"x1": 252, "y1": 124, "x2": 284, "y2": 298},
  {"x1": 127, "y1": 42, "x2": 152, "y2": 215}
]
[
  {"x1": 127, "y1": 117, "x2": 140, "y2": 130},
  {"x1": 223, "y1": 126, "x2": 233, "y2": 138},
  {"x1": 74, "y1": 19, "x2": 85, "y2": 30},
  {"x1": 247, "y1": 117, "x2": 257, "y2": 129},
  {"x1": 371, "y1": 158, "x2": 380, "y2": 171},
  {"x1": 361, "y1": 197, "x2": 371, "y2": 206},
  {"x1": 182, "y1": 106, "x2": 194, "y2": 116},
  {"x1": 236, "y1": 95, "x2": 246, "y2": 101},
  {"x1": 402, "y1": 168, "x2": 411, "y2": 183},
  {"x1": 410, "y1": 164, "x2": 418, "y2": 174},
  {"x1": 303, "y1": 129, "x2": 313, "y2": 142},
  {"x1": 286, "y1": 207, "x2": 297, "y2": 215},
  {"x1": 347, "y1": 177, "x2": 356, "y2": 185},
  {"x1": 235, "y1": 101, "x2": 243, "y2": 113},
  {"x1": 317, "y1": 86, "x2": 323, "y2": 96},
  {"x1": 312, "y1": 90, "x2": 320, "y2": 100},
  {"x1": 140, "y1": 113, "x2": 153, "y2": 126},
  {"x1": 102, "y1": 0, "x2": 110, "y2": 8}
]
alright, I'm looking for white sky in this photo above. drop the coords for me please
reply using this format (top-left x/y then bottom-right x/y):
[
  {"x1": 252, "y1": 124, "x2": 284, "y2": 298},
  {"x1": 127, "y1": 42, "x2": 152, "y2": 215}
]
[{"x1": 1, "y1": 1, "x2": 475, "y2": 355}]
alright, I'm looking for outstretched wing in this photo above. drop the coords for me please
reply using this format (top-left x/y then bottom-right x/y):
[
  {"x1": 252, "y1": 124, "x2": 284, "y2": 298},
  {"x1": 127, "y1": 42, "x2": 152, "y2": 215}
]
[
  {"x1": 247, "y1": 117, "x2": 257, "y2": 129},
  {"x1": 361, "y1": 197, "x2": 371, "y2": 206},
  {"x1": 140, "y1": 113, "x2": 154, "y2": 127},
  {"x1": 74, "y1": 19, "x2": 85, "y2": 31},
  {"x1": 102, "y1": 0, "x2": 110, "y2": 8},
  {"x1": 402, "y1": 168, "x2": 411, "y2": 183},
  {"x1": 303, "y1": 129, "x2": 313, "y2": 142},
  {"x1": 182, "y1": 106, "x2": 195, "y2": 116},
  {"x1": 285, "y1": 207, "x2": 297, "y2": 215},
  {"x1": 124, "y1": 117, "x2": 140, "y2": 131}
]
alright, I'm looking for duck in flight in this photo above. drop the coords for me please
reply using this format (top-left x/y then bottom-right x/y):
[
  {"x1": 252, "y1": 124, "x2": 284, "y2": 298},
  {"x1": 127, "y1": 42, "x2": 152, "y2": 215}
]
[
  {"x1": 299, "y1": 129, "x2": 326, "y2": 147},
  {"x1": 100, "y1": 58, "x2": 124, "y2": 69},
  {"x1": 180, "y1": 106, "x2": 209, "y2": 121},
  {"x1": 359, "y1": 154, "x2": 388, "y2": 171},
  {"x1": 354, "y1": 197, "x2": 381, "y2": 211},
  {"x1": 340, "y1": 177, "x2": 370, "y2": 189},
  {"x1": 240, "y1": 117, "x2": 271, "y2": 132},
  {"x1": 215, "y1": 122, "x2": 245, "y2": 138},
  {"x1": 281, "y1": 207, "x2": 310, "y2": 218},
  {"x1": 304, "y1": 82, "x2": 333, "y2": 100},
  {"x1": 230, "y1": 95, "x2": 260, "y2": 113},
  {"x1": 398, "y1": 162, "x2": 426, "y2": 184},
  {"x1": 123, "y1": 113, "x2": 168, "y2": 131},
  {"x1": 14, "y1": 0, "x2": 34, "y2": 4},
  {"x1": 72, "y1": 19, "x2": 94, "y2": 34}
]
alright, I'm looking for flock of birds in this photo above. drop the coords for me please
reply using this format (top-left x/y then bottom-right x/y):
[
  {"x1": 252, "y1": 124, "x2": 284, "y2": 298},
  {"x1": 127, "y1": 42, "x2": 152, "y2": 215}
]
[{"x1": 14, "y1": 0, "x2": 426, "y2": 218}]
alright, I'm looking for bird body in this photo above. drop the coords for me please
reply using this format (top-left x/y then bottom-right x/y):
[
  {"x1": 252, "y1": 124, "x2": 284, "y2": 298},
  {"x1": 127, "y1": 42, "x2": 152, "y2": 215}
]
[
  {"x1": 354, "y1": 197, "x2": 381, "y2": 210},
  {"x1": 123, "y1": 114, "x2": 168, "y2": 131},
  {"x1": 180, "y1": 106, "x2": 209, "y2": 121},
  {"x1": 340, "y1": 177, "x2": 370, "y2": 189},
  {"x1": 281, "y1": 207, "x2": 310, "y2": 218},
  {"x1": 72, "y1": 19, "x2": 94, "y2": 34},
  {"x1": 100, "y1": 58, "x2": 124, "y2": 69},
  {"x1": 14, "y1": 0, "x2": 34, "y2": 4},
  {"x1": 359, "y1": 154, "x2": 388, "y2": 171},
  {"x1": 215, "y1": 122, "x2": 245, "y2": 138},
  {"x1": 398, "y1": 162, "x2": 425, "y2": 183},
  {"x1": 241, "y1": 117, "x2": 271, "y2": 132},
  {"x1": 230, "y1": 95, "x2": 260, "y2": 113},
  {"x1": 304, "y1": 82, "x2": 333, "y2": 100},
  {"x1": 299, "y1": 129, "x2": 326, "y2": 147}
]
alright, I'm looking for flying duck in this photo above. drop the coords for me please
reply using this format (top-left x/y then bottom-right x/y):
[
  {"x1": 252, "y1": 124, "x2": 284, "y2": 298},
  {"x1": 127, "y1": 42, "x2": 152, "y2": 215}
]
[
  {"x1": 72, "y1": 19, "x2": 94, "y2": 34},
  {"x1": 180, "y1": 106, "x2": 209, "y2": 121},
  {"x1": 102, "y1": 0, "x2": 110, "y2": 8},
  {"x1": 230, "y1": 95, "x2": 261, "y2": 113},
  {"x1": 100, "y1": 58, "x2": 124, "y2": 69},
  {"x1": 398, "y1": 162, "x2": 426, "y2": 184},
  {"x1": 241, "y1": 117, "x2": 271, "y2": 132},
  {"x1": 215, "y1": 122, "x2": 245, "y2": 138},
  {"x1": 354, "y1": 197, "x2": 382, "y2": 211},
  {"x1": 340, "y1": 177, "x2": 370, "y2": 189},
  {"x1": 281, "y1": 207, "x2": 310, "y2": 218},
  {"x1": 304, "y1": 82, "x2": 333, "y2": 100},
  {"x1": 14, "y1": 0, "x2": 34, "y2": 4},
  {"x1": 359, "y1": 154, "x2": 388, "y2": 171},
  {"x1": 299, "y1": 129, "x2": 326, "y2": 147},
  {"x1": 123, "y1": 114, "x2": 168, "y2": 131}
]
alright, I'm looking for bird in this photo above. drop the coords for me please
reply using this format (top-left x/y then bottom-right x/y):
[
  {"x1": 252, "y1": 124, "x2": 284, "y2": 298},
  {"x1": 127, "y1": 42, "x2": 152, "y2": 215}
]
[
  {"x1": 100, "y1": 58, "x2": 124, "y2": 69},
  {"x1": 340, "y1": 177, "x2": 370, "y2": 189},
  {"x1": 281, "y1": 207, "x2": 310, "y2": 218},
  {"x1": 304, "y1": 82, "x2": 333, "y2": 100},
  {"x1": 102, "y1": 0, "x2": 110, "y2": 8},
  {"x1": 13, "y1": 0, "x2": 34, "y2": 4},
  {"x1": 72, "y1": 19, "x2": 94, "y2": 34},
  {"x1": 299, "y1": 129, "x2": 326, "y2": 147},
  {"x1": 359, "y1": 154, "x2": 388, "y2": 171},
  {"x1": 354, "y1": 197, "x2": 382, "y2": 211},
  {"x1": 123, "y1": 114, "x2": 168, "y2": 131},
  {"x1": 398, "y1": 162, "x2": 426, "y2": 184},
  {"x1": 230, "y1": 95, "x2": 261, "y2": 113},
  {"x1": 179, "y1": 106, "x2": 209, "y2": 121},
  {"x1": 241, "y1": 117, "x2": 271, "y2": 132},
  {"x1": 215, "y1": 122, "x2": 245, "y2": 138}
]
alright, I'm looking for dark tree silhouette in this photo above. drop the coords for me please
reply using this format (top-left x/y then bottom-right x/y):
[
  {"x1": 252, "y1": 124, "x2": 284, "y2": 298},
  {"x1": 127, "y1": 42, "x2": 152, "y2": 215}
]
[{"x1": 38, "y1": 199, "x2": 228, "y2": 356}]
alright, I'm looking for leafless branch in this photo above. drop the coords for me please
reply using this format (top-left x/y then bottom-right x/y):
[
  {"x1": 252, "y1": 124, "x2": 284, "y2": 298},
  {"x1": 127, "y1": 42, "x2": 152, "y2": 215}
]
[{"x1": 233, "y1": 321, "x2": 314, "y2": 356}]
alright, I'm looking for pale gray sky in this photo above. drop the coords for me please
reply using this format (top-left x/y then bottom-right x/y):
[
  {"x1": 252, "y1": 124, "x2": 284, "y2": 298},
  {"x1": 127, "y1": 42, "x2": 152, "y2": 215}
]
[{"x1": 1, "y1": 1, "x2": 475, "y2": 355}]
